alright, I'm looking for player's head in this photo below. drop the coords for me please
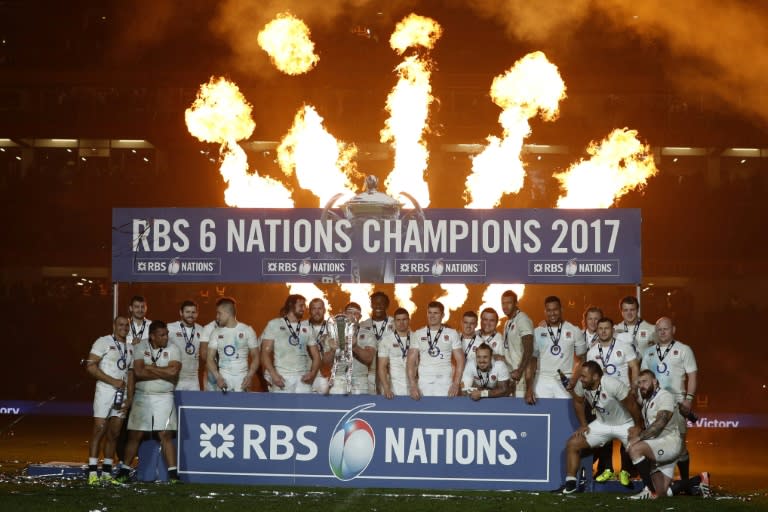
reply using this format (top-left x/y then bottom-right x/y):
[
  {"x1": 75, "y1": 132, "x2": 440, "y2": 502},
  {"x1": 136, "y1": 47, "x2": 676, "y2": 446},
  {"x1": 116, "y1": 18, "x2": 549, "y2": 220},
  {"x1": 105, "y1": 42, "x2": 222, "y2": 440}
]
[
  {"x1": 393, "y1": 307, "x2": 410, "y2": 333},
  {"x1": 216, "y1": 297, "x2": 237, "y2": 327},
  {"x1": 281, "y1": 294, "x2": 306, "y2": 319},
  {"x1": 179, "y1": 299, "x2": 198, "y2": 325},
  {"x1": 655, "y1": 316, "x2": 675, "y2": 344},
  {"x1": 308, "y1": 298, "x2": 326, "y2": 323},
  {"x1": 427, "y1": 301, "x2": 445, "y2": 327},
  {"x1": 596, "y1": 317, "x2": 614, "y2": 343},
  {"x1": 500, "y1": 290, "x2": 519, "y2": 317},
  {"x1": 370, "y1": 291, "x2": 390, "y2": 321},
  {"x1": 619, "y1": 296, "x2": 640, "y2": 323},
  {"x1": 637, "y1": 369, "x2": 659, "y2": 399},
  {"x1": 583, "y1": 306, "x2": 603, "y2": 332},
  {"x1": 129, "y1": 295, "x2": 147, "y2": 321},
  {"x1": 579, "y1": 360, "x2": 604, "y2": 390},
  {"x1": 149, "y1": 320, "x2": 169, "y2": 348},
  {"x1": 544, "y1": 296, "x2": 562, "y2": 325},
  {"x1": 475, "y1": 343, "x2": 493, "y2": 372},
  {"x1": 480, "y1": 308, "x2": 499, "y2": 335},
  {"x1": 113, "y1": 316, "x2": 130, "y2": 339},
  {"x1": 344, "y1": 302, "x2": 362, "y2": 323},
  {"x1": 461, "y1": 311, "x2": 478, "y2": 337}
]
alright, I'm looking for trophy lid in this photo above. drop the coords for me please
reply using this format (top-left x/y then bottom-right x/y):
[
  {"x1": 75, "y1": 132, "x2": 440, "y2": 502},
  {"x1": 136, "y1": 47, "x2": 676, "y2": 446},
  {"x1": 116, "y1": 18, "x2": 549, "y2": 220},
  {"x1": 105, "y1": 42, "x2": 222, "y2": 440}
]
[{"x1": 342, "y1": 175, "x2": 402, "y2": 219}]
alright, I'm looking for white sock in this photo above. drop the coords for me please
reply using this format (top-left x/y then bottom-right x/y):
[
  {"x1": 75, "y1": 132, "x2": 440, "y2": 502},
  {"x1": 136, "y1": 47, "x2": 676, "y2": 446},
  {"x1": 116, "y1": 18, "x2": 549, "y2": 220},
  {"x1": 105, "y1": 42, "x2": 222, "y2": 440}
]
[{"x1": 88, "y1": 457, "x2": 98, "y2": 466}]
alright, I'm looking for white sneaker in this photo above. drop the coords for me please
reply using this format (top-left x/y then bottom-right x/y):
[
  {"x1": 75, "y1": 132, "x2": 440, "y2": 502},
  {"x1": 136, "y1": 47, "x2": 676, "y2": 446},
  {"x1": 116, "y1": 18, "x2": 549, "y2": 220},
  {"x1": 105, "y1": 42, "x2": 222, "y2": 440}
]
[{"x1": 629, "y1": 486, "x2": 657, "y2": 500}]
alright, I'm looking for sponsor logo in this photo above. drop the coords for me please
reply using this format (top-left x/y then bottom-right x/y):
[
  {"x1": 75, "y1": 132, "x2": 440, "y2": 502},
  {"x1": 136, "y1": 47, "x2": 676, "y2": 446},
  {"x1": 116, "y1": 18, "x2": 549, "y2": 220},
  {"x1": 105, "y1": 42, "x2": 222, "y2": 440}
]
[
  {"x1": 263, "y1": 259, "x2": 352, "y2": 276},
  {"x1": 329, "y1": 404, "x2": 376, "y2": 481},
  {"x1": 528, "y1": 259, "x2": 620, "y2": 277},
  {"x1": 135, "y1": 257, "x2": 220, "y2": 275},
  {"x1": 200, "y1": 423, "x2": 236, "y2": 459},
  {"x1": 396, "y1": 259, "x2": 486, "y2": 277}
]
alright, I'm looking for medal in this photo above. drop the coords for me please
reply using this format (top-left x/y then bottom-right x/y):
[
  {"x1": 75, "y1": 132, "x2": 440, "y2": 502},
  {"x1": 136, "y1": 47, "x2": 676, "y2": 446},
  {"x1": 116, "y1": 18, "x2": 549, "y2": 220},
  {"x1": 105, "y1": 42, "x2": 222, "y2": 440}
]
[
  {"x1": 117, "y1": 358, "x2": 127, "y2": 370},
  {"x1": 149, "y1": 345, "x2": 163, "y2": 366},
  {"x1": 284, "y1": 317, "x2": 302, "y2": 347},
  {"x1": 597, "y1": 339, "x2": 616, "y2": 375},
  {"x1": 604, "y1": 363, "x2": 617, "y2": 375},
  {"x1": 180, "y1": 323, "x2": 196, "y2": 355},
  {"x1": 112, "y1": 336, "x2": 128, "y2": 371},
  {"x1": 546, "y1": 323, "x2": 563, "y2": 356},
  {"x1": 656, "y1": 362, "x2": 668, "y2": 374},
  {"x1": 654, "y1": 341, "x2": 674, "y2": 376},
  {"x1": 426, "y1": 326, "x2": 444, "y2": 358},
  {"x1": 223, "y1": 344, "x2": 237, "y2": 357}
]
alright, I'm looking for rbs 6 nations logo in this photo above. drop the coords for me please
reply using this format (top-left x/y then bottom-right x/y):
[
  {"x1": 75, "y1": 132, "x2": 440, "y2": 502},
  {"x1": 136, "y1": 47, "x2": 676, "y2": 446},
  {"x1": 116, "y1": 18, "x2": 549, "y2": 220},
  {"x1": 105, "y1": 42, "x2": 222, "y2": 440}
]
[{"x1": 328, "y1": 403, "x2": 376, "y2": 481}]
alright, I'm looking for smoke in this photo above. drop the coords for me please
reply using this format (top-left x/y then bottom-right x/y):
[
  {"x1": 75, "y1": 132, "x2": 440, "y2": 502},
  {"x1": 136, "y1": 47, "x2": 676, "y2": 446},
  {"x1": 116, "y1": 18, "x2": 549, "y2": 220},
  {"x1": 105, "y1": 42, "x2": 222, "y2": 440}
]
[{"x1": 466, "y1": 0, "x2": 768, "y2": 125}]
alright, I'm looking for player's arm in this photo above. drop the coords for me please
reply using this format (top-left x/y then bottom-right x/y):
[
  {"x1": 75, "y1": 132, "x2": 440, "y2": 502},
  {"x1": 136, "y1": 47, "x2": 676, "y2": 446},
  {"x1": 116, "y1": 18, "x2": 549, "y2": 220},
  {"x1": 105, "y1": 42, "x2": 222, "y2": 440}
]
[
  {"x1": 407, "y1": 348, "x2": 421, "y2": 400},
  {"x1": 378, "y1": 356, "x2": 393, "y2": 399},
  {"x1": 84, "y1": 353, "x2": 123, "y2": 388},
  {"x1": 320, "y1": 334, "x2": 336, "y2": 365},
  {"x1": 206, "y1": 345, "x2": 226, "y2": 390},
  {"x1": 352, "y1": 340, "x2": 375, "y2": 366},
  {"x1": 621, "y1": 391, "x2": 644, "y2": 428},
  {"x1": 628, "y1": 357, "x2": 640, "y2": 394},
  {"x1": 680, "y1": 370, "x2": 697, "y2": 415},
  {"x1": 302, "y1": 345, "x2": 320, "y2": 383},
  {"x1": 449, "y1": 347, "x2": 465, "y2": 397},
  {"x1": 637, "y1": 409, "x2": 673, "y2": 442},
  {"x1": 133, "y1": 358, "x2": 180, "y2": 383},
  {"x1": 568, "y1": 353, "x2": 583, "y2": 391},
  {"x1": 242, "y1": 346, "x2": 260, "y2": 390},
  {"x1": 198, "y1": 341, "x2": 209, "y2": 390},
  {"x1": 573, "y1": 392, "x2": 588, "y2": 428},
  {"x1": 513, "y1": 333, "x2": 534, "y2": 382},
  {"x1": 123, "y1": 369, "x2": 135, "y2": 411},
  {"x1": 487, "y1": 378, "x2": 510, "y2": 398},
  {"x1": 524, "y1": 355, "x2": 538, "y2": 405}
]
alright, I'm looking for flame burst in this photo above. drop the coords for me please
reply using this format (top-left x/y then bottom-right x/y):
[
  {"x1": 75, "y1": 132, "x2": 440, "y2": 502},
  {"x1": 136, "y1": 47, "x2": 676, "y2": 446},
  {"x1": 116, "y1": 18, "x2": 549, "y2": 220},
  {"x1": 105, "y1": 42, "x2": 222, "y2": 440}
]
[
  {"x1": 277, "y1": 105, "x2": 359, "y2": 206},
  {"x1": 394, "y1": 283, "x2": 418, "y2": 315},
  {"x1": 478, "y1": 284, "x2": 526, "y2": 316},
  {"x1": 464, "y1": 52, "x2": 566, "y2": 208},
  {"x1": 555, "y1": 128, "x2": 658, "y2": 208},
  {"x1": 340, "y1": 283, "x2": 374, "y2": 315},
  {"x1": 437, "y1": 283, "x2": 469, "y2": 323},
  {"x1": 257, "y1": 12, "x2": 319, "y2": 75},
  {"x1": 185, "y1": 77, "x2": 294, "y2": 207},
  {"x1": 381, "y1": 14, "x2": 442, "y2": 208}
]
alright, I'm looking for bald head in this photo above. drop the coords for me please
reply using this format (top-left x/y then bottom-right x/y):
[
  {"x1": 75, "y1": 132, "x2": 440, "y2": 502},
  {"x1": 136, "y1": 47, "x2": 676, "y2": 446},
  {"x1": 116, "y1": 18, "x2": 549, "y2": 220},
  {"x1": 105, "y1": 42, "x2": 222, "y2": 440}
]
[{"x1": 655, "y1": 316, "x2": 675, "y2": 344}]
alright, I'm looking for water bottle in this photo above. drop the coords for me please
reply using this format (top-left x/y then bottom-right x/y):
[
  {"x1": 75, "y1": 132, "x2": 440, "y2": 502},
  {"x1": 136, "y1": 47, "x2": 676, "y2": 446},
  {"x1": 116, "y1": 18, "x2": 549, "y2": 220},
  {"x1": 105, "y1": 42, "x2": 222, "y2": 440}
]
[
  {"x1": 557, "y1": 369, "x2": 570, "y2": 388},
  {"x1": 113, "y1": 387, "x2": 125, "y2": 409}
]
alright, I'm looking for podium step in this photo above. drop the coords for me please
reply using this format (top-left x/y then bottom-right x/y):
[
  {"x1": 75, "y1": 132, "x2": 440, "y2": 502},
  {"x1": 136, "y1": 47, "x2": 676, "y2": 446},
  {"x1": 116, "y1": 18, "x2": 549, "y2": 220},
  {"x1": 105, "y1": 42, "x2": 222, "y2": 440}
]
[{"x1": 25, "y1": 462, "x2": 87, "y2": 478}]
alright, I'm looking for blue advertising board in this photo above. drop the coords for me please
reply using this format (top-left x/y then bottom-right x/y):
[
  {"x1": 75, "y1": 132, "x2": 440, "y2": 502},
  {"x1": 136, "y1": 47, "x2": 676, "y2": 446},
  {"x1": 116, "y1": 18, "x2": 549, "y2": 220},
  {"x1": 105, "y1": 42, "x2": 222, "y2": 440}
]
[
  {"x1": 175, "y1": 392, "x2": 579, "y2": 490},
  {"x1": 113, "y1": 208, "x2": 642, "y2": 284}
]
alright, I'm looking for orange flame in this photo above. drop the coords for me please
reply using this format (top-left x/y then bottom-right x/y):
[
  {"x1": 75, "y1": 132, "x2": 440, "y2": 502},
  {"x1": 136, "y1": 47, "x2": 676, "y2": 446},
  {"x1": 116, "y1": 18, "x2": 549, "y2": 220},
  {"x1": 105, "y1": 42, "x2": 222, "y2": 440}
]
[
  {"x1": 394, "y1": 283, "x2": 418, "y2": 315},
  {"x1": 437, "y1": 283, "x2": 469, "y2": 323},
  {"x1": 257, "y1": 12, "x2": 319, "y2": 75},
  {"x1": 382, "y1": 14, "x2": 442, "y2": 208},
  {"x1": 464, "y1": 52, "x2": 566, "y2": 208},
  {"x1": 186, "y1": 77, "x2": 294, "y2": 207},
  {"x1": 555, "y1": 128, "x2": 658, "y2": 208},
  {"x1": 478, "y1": 284, "x2": 526, "y2": 316},
  {"x1": 277, "y1": 105, "x2": 359, "y2": 206}
]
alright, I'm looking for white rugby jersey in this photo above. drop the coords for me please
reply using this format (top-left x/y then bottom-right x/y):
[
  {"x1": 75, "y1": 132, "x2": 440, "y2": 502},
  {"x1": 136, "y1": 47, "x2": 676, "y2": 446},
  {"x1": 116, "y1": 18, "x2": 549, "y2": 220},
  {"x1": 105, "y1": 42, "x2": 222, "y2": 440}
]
[
  {"x1": 574, "y1": 375, "x2": 632, "y2": 426},
  {"x1": 641, "y1": 387, "x2": 682, "y2": 438},
  {"x1": 586, "y1": 337, "x2": 637, "y2": 385},
  {"x1": 615, "y1": 319, "x2": 657, "y2": 355},
  {"x1": 209, "y1": 322, "x2": 259, "y2": 375},
  {"x1": 462, "y1": 359, "x2": 510, "y2": 390},
  {"x1": 134, "y1": 340, "x2": 181, "y2": 394},
  {"x1": 640, "y1": 340, "x2": 697, "y2": 399},
  {"x1": 410, "y1": 325, "x2": 462, "y2": 377},
  {"x1": 166, "y1": 321, "x2": 204, "y2": 382},
  {"x1": 502, "y1": 310, "x2": 534, "y2": 372},
  {"x1": 533, "y1": 321, "x2": 586, "y2": 379},
  {"x1": 262, "y1": 317, "x2": 315, "y2": 375},
  {"x1": 90, "y1": 335, "x2": 133, "y2": 391},
  {"x1": 378, "y1": 330, "x2": 410, "y2": 388}
]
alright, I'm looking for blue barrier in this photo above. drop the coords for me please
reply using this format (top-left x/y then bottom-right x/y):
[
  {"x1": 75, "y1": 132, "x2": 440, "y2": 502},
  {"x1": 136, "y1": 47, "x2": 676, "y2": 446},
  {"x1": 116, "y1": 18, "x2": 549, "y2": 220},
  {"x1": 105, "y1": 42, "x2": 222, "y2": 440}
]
[{"x1": 175, "y1": 391, "x2": 580, "y2": 490}]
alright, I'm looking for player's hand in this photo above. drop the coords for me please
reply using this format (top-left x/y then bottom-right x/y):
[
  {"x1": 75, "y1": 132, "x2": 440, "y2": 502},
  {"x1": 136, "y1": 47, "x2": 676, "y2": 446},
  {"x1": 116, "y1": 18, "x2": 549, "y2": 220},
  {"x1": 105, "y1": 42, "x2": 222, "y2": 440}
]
[
  {"x1": 679, "y1": 399, "x2": 692, "y2": 416},
  {"x1": 300, "y1": 371, "x2": 315, "y2": 384},
  {"x1": 241, "y1": 376, "x2": 252, "y2": 392},
  {"x1": 576, "y1": 425, "x2": 590, "y2": 436},
  {"x1": 525, "y1": 388, "x2": 537, "y2": 405},
  {"x1": 113, "y1": 378, "x2": 126, "y2": 389},
  {"x1": 448, "y1": 382, "x2": 460, "y2": 397},
  {"x1": 383, "y1": 388, "x2": 394, "y2": 400},
  {"x1": 120, "y1": 397, "x2": 132, "y2": 413},
  {"x1": 409, "y1": 386, "x2": 421, "y2": 401},
  {"x1": 469, "y1": 389, "x2": 482, "y2": 401},
  {"x1": 216, "y1": 375, "x2": 227, "y2": 390},
  {"x1": 566, "y1": 377, "x2": 577, "y2": 391},
  {"x1": 271, "y1": 372, "x2": 286, "y2": 389},
  {"x1": 510, "y1": 368, "x2": 522, "y2": 382}
]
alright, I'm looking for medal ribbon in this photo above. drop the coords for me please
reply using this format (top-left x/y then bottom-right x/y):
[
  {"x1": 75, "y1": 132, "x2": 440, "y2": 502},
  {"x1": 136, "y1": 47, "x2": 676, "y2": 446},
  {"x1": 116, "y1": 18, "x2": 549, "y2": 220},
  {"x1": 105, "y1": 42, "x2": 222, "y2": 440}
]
[
  {"x1": 284, "y1": 317, "x2": 302, "y2": 346},
  {"x1": 597, "y1": 338, "x2": 616, "y2": 366},
  {"x1": 476, "y1": 367, "x2": 490, "y2": 388},
  {"x1": 546, "y1": 323, "x2": 563, "y2": 351},
  {"x1": 130, "y1": 320, "x2": 146, "y2": 342},
  {"x1": 463, "y1": 334, "x2": 477, "y2": 357},
  {"x1": 180, "y1": 323, "x2": 195, "y2": 352},
  {"x1": 655, "y1": 340, "x2": 675, "y2": 364},
  {"x1": 372, "y1": 319, "x2": 388, "y2": 341},
  {"x1": 112, "y1": 336, "x2": 127, "y2": 366},
  {"x1": 426, "y1": 326, "x2": 444, "y2": 354},
  {"x1": 394, "y1": 332, "x2": 409, "y2": 359}
]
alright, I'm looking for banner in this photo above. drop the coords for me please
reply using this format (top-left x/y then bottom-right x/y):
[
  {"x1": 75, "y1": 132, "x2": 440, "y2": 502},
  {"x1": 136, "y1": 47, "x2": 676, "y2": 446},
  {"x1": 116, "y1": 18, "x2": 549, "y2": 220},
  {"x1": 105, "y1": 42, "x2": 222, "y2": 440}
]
[
  {"x1": 113, "y1": 208, "x2": 641, "y2": 284},
  {"x1": 176, "y1": 392, "x2": 578, "y2": 490}
]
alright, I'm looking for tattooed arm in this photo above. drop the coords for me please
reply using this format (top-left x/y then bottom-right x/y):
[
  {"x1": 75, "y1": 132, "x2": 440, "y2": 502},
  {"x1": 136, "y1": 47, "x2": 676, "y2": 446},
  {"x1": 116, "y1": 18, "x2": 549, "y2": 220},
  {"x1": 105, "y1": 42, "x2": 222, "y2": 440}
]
[{"x1": 637, "y1": 409, "x2": 673, "y2": 441}]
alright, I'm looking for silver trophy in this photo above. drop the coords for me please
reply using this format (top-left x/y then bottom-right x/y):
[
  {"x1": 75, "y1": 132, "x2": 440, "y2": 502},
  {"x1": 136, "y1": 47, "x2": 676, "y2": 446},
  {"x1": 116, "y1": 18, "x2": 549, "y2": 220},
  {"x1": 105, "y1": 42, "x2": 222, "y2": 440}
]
[{"x1": 327, "y1": 313, "x2": 358, "y2": 394}]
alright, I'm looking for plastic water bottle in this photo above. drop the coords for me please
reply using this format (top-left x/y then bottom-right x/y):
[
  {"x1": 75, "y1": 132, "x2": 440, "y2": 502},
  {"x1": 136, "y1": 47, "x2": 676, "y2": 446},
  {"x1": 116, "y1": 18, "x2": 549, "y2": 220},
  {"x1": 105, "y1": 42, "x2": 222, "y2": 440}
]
[
  {"x1": 113, "y1": 387, "x2": 125, "y2": 409},
  {"x1": 557, "y1": 369, "x2": 570, "y2": 388}
]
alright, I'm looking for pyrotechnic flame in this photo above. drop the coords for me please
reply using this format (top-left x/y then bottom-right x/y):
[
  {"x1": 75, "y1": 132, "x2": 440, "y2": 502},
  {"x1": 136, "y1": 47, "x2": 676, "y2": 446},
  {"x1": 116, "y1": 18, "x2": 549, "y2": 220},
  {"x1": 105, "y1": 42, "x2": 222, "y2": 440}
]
[
  {"x1": 555, "y1": 128, "x2": 658, "y2": 208},
  {"x1": 389, "y1": 13, "x2": 443, "y2": 54},
  {"x1": 277, "y1": 105, "x2": 359, "y2": 206},
  {"x1": 382, "y1": 15, "x2": 442, "y2": 208},
  {"x1": 464, "y1": 51, "x2": 566, "y2": 208},
  {"x1": 478, "y1": 284, "x2": 526, "y2": 316},
  {"x1": 394, "y1": 283, "x2": 418, "y2": 315},
  {"x1": 185, "y1": 76, "x2": 256, "y2": 144},
  {"x1": 437, "y1": 284, "x2": 469, "y2": 323},
  {"x1": 257, "y1": 12, "x2": 319, "y2": 75},
  {"x1": 186, "y1": 77, "x2": 294, "y2": 207},
  {"x1": 288, "y1": 282, "x2": 331, "y2": 314},
  {"x1": 340, "y1": 283, "x2": 374, "y2": 316}
]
